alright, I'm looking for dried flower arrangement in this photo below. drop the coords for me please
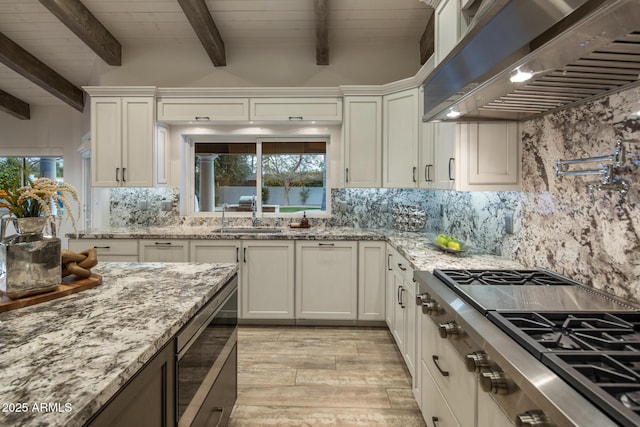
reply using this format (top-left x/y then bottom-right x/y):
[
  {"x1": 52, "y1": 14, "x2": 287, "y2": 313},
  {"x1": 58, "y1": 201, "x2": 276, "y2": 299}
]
[{"x1": 0, "y1": 177, "x2": 80, "y2": 235}]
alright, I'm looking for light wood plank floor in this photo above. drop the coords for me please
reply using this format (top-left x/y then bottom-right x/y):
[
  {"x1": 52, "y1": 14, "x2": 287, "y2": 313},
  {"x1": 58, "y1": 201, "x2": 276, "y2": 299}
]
[{"x1": 229, "y1": 326, "x2": 426, "y2": 427}]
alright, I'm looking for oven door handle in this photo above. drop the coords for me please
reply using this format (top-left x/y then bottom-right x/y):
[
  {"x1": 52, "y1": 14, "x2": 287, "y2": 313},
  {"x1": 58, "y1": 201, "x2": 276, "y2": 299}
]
[{"x1": 432, "y1": 355, "x2": 450, "y2": 377}]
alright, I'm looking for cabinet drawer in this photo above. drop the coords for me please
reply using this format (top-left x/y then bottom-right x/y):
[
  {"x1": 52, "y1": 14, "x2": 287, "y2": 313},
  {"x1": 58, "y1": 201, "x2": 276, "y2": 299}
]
[
  {"x1": 139, "y1": 239, "x2": 189, "y2": 262},
  {"x1": 157, "y1": 98, "x2": 249, "y2": 122},
  {"x1": 421, "y1": 359, "x2": 462, "y2": 427},
  {"x1": 69, "y1": 239, "x2": 139, "y2": 256},
  {"x1": 249, "y1": 98, "x2": 342, "y2": 122}
]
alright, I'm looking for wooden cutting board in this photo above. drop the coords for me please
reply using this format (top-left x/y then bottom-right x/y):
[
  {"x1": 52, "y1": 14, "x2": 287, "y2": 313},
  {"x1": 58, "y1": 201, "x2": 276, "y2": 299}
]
[{"x1": 0, "y1": 274, "x2": 102, "y2": 312}]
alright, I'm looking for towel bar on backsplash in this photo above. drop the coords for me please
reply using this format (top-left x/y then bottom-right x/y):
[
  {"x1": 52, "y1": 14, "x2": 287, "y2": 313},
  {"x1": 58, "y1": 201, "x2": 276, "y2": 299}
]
[{"x1": 555, "y1": 136, "x2": 636, "y2": 203}]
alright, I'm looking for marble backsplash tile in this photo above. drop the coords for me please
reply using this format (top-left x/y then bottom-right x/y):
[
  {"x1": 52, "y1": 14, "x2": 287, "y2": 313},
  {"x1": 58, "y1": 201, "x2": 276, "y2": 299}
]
[{"x1": 107, "y1": 86, "x2": 640, "y2": 303}]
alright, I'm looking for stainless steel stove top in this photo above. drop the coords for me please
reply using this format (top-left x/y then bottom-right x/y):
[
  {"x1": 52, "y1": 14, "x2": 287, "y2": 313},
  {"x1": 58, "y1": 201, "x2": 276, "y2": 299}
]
[{"x1": 415, "y1": 269, "x2": 640, "y2": 427}]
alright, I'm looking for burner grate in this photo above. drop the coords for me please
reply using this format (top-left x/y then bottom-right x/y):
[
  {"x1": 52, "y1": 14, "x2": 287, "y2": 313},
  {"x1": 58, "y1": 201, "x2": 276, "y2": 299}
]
[{"x1": 434, "y1": 269, "x2": 580, "y2": 287}]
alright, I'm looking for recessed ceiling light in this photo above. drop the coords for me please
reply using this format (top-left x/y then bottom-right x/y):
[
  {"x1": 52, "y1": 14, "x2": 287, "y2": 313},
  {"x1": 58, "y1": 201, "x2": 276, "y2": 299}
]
[
  {"x1": 446, "y1": 109, "x2": 461, "y2": 118},
  {"x1": 510, "y1": 69, "x2": 533, "y2": 83}
]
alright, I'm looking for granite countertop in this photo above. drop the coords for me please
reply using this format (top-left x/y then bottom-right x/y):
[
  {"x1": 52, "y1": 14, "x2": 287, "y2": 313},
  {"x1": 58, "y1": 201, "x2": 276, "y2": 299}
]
[
  {"x1": 72, "y1": 226, "x2": 525, "y2": 271},
  {"x1": 0, "y1": 262, "x2": 238, "y2": 427}
]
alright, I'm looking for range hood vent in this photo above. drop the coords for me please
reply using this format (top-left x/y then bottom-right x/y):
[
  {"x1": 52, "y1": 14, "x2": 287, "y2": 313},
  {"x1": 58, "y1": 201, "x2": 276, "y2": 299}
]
[{"x1": 423, "y1": 0, "x2": 640, "y2": 122}]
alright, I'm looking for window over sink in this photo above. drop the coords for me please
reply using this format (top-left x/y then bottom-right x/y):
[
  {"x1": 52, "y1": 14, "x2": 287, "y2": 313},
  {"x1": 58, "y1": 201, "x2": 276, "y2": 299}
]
[{"x1": 184, "y1": 136, "x2": 329, "y2": 218}]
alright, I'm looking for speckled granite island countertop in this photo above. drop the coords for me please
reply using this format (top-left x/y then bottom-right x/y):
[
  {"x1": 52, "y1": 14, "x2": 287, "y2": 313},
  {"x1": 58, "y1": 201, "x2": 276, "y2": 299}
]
[
  {"x1": 72, "y1": 226, "x2": 525, "y2": 271},
  {"x1": 0, "y1": 262, "x2": 238, "y2": 427}
]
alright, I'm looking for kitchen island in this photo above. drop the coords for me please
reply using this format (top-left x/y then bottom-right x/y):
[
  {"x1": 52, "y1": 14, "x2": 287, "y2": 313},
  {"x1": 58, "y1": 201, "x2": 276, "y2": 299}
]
[{"x1": 0, "y1": 262, "x2": 238, "y2": 427}]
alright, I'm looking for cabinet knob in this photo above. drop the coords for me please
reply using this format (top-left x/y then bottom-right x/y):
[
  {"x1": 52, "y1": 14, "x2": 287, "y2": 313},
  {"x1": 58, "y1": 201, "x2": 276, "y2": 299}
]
[
  {"x1": 515, "y1": 410, "x2": 556, "y2": 427},
  {"x1": 465, "y1": 351, "x2": 490, "y2": 373},
  {"x1": 480, "y1": 371, "x2": 512, "y2": 395},
  {"x1": 438, "y1": 321, "x2": 459, "y2": 339}
]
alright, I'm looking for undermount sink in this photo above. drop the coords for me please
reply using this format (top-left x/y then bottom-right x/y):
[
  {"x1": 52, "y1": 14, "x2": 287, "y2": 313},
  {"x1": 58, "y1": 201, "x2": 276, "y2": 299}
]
[{"x1": 212, "y1": 227, "x2": 284, "y2": 234}]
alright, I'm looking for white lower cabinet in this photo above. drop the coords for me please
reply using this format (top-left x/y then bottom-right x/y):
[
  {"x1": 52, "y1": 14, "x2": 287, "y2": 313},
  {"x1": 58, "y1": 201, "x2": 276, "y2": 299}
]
[
  {"x1": 421, "y1": 309, "x2": 477, "y2": 427},
  {"x1": 189, "y1": 240, "x2": 240, "y2": 264},
  {"x1": 68, "y1": 238, "x2": 139, "y2": 262},
  {"x1": 296, "y1": 241, "x2": 357, "y2": 320},
  {"x1": 421, "y1": 360, "x2": 461, "y2": 427},
  {"x1": 242, "y1": 241, "x2": 295, "y2": 320},
  {"x1": 477, "y1": 387, "x2": 513, "y2": 427},
  {"x1": 139, "y1": 239, "x2": 189, "y2": 262},
  {"x1": 358, "y1": 241, "x2": 386, "y2": 321}
]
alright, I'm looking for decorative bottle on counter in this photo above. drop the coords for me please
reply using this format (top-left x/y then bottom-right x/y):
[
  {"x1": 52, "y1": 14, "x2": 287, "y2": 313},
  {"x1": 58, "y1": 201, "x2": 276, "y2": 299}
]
[{"x1": 0, "y1": 216, "x2": 61, "y2": 299}]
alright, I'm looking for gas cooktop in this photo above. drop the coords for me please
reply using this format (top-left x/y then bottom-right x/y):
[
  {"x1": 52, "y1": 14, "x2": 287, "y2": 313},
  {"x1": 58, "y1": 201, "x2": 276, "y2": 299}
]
[{"x1": 432, "y1": 269, "x2": 640, "y2": 427}]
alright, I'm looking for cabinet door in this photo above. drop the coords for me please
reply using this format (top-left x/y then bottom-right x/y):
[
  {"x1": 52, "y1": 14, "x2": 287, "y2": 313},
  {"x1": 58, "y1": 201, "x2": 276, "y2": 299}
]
[
  {"x1": 404, "y1": 277, "x2": 417, "y2": 379},
  {"x1": 435, "y1": 0, "x2": 461, "y2": 65},
  {"x1": 383, "y1": 89, "x2": 419, "y2": 188},
  {"x1": 419, "y1": 119, "x2": 436, "y2": 189},
  {"x1": 477, "y1": 389, "x2": 513, "y2": 427},
  {"x1": 343, "y1": 96, "x2": 382, "y2": 187},
  {"x1": 139, "y1": 239, "x2": 189, "y2": 262},
  {"x1": 249, "y1": 98, "x2": 342, "y2": 122},
  {"x1": 68, "y1": 238, "x2": 139, "y2": 262},
  {"x1": 157, "y1": 98, "x2": 249, "y2": 122},
  {"x1": 432, "y1": 122, "x2": 457, "y2": 190},
  {"x1": 154, "y1": 124, "x2": 169, "y2": 186},
  {"x1": 87, "y1": 341, "x2": 175, "y2": 427},
  {"x1": 241, "y1": 241, "x2": 294, "y2": 319},
  {"x1": 296, "y1": 241, "x2": 357, "y2": 320},
  {"x1": 458, "y1": 121, "x2": 520, "y2": 190},
  {"x1": 421, "y1": 360, "x2": 462, "y2": 427},
  {"x1": 357, "y1": 241, "x2": 386, "y2": 321},
  {"x1": 189, "y1": 240, "x2": 240, "y2": 264},
  {"x1": 121, "y1": 97, "x2": 154, "y2": 187},
  {"x1": 91, "y1": 97, "x2": 122, "y2": 187},
  {"x1": 385, "y1": 247, "x2": 396, "y2": 330}
]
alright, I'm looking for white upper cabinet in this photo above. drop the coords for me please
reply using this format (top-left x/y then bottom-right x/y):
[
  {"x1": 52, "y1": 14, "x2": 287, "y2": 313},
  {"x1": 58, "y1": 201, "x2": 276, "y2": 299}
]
[
  {"x1": 429, "y1": 121, "x2": 521, "y2": 191},
  {"x1": 383, "y1": 88, "x2": 420, "y2": 188},
  {"x1": 156, "y1": 98, "x2": 249, "y2": 122},
  {"x1": 435, "y1": 0, "x2": 462, "y2": 65},
  {"x1": 343, "y1": 96, "x2": 382, "y2": 187},
  {"x1": 249, "y1": 97, "x2": 343, "y2": 123},
  {"x1": 91, "y1": 96, "x2": 154, "y2": 187}
]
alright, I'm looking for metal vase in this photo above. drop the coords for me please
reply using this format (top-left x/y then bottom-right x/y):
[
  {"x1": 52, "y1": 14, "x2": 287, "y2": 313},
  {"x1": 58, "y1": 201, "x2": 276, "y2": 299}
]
[{"x1": 0, "y1": 216, "x2": 61, "y2": 299}]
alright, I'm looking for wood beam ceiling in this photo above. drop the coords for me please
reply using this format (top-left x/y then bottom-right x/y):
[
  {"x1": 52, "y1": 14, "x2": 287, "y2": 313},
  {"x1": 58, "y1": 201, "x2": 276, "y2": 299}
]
[
  {"x1": 0, "y1": 89, "x2": 30, "y2": 120},
  {"x1": 177, "y1": 0, "x2": 226, "y2": 67},
  {"x1": 38, "y1": 0, "x2": 122, "y2": 66},
  {"x1": 420, "y1": 10, "x2": 435, "y2": 65},
  {"x1": 0, "y1": 31, "x2": 84, "y2": 112},
  {"x1": 315, "y1": 0, "x2": 329, "y2": 65}
]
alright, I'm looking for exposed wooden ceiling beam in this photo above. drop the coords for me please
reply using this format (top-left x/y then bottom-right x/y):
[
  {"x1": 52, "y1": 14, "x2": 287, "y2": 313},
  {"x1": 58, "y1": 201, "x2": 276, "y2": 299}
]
[
  {"x1": 0, "y1": 31, "x2": 84, "y2": 112},
  {"x1": 38, "y1": 0, "x2": 121, "y2": 66},
  {"x1": 315, "y1": 0, "x2": 329, "y2": 65},
  {"x1": 177, "y1": 0, "x2": 226, "y2": 67},
  {"x1": 420, "y1": 10, "x2": 435, "y2": 65},
  {"x1": 0, "y1": 89, "x2": 30, "y2": 120}
]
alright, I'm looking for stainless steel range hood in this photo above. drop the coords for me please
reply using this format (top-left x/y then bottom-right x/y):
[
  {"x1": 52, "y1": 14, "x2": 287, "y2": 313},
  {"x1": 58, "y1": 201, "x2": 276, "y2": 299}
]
[{"x1": 422, "y1": 0, "x2": 640, "y2": 122}]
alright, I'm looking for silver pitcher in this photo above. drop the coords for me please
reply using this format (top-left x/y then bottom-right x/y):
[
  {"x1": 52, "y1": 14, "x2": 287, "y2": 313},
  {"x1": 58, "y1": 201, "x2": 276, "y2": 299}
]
[{"x1": 0, "y1": 216, "x2": 61, "y2": 299}]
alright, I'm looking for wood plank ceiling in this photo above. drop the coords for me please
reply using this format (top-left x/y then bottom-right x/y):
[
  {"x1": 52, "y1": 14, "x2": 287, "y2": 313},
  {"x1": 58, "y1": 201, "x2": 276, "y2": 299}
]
[{"x1": 0, "y1": 0, "x2": 433, "y2": 119}]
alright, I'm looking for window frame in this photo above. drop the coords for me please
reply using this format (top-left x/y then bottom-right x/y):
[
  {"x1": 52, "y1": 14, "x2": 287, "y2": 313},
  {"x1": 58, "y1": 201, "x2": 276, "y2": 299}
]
[{"x1": 182, "y1": 134, "x2": 331, "y2": 219}]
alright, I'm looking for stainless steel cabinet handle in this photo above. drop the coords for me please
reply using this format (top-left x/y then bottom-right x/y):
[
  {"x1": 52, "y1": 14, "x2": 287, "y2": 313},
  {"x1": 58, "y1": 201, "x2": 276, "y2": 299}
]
[
  {"x1": 236, "y1": 247, "x2": 239, "y2": 263},
  {"x1": 448, "y1": 157, "x2": 455, "y2": 181},
  {"x1": 412, "y1": 166, "x2": 417, "y2": 183},
  {"x1": 195, "y1": 116, "x2": 210, "y2": 120},
  {"x1": 397, "y1": 263, "x2": 407, "y2": 271},
  {"x1": 345, "y1": 168, "x2": 349, "y2": 183},
  {"x1": 93, "y1": 246, "x2": 110, "y2": 249},
  {"x1": 243, "y1": 248, "x2": 247, "y2": 263},
  {"x1": 431, "y1": 416, "x2": 439, "y2": 427},
  {"x1": 155, "y1": 242, "x2": 171, "y2": 245},
  {"x1": 400, "y1": 288, "x2": 405, "y2": 308},
  {"x1": 425, "y1": 164, "x2": 433, "y2": 182},
  {"x1": 387, "y1": 254, "x2": 392, "y2": 271},
  {"x1": 397, "y1": 285, "x2": 402, "y2": 305},
  {"x1": 115, "y1": 167, "x2": 120, "y2": 182},
  {"x1": 319, "y1": 243, "x2": 335, "y2": 247},
  {"x1": 288, "y1": 116, "x2": 303, "y2": 120},
  {"x1": 122, "y1": 167, "x2": 126, "y2": 183},
  {"x1": 432, "y1": 355, "x2": 450, "y2": 376}
]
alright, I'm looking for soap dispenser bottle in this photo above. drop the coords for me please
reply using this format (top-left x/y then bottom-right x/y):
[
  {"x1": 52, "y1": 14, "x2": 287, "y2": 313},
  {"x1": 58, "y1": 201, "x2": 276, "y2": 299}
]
[{"x1": 300, "y1": 211, "x2": 309, "y2": 228}]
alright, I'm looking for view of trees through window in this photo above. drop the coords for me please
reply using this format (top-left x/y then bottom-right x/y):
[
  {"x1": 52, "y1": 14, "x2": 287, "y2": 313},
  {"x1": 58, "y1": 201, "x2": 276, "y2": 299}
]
[
  {"x1": 0, "y1": 157, "x2": 65, "y2": 215},
  {"x1": 194, "y1": 140, "x2": 326, "y2": 214}
]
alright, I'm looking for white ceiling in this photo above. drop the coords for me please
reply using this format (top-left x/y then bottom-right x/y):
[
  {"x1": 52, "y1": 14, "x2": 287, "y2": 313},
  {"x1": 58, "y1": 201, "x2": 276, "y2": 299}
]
[{"x1": 0, "y1": 0, "x2": 431, "y2": 108}]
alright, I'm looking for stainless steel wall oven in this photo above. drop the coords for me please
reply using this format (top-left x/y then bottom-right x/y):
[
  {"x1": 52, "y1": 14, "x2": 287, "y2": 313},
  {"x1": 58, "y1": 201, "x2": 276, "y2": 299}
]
[{"x1": 176, "y1": 275, "x2": 238, "y2": 427}]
